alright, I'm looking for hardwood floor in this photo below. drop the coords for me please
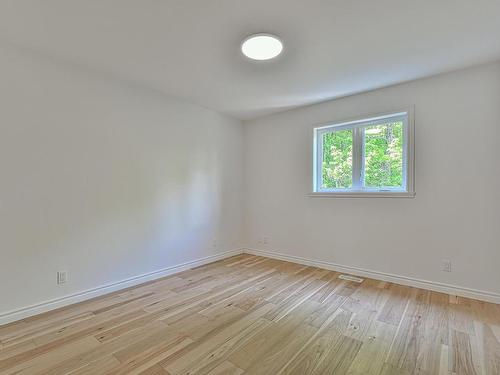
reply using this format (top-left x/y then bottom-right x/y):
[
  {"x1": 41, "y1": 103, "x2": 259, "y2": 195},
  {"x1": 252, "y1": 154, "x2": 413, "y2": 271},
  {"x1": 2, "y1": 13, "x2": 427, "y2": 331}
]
[{"x1": 1, "y1": 254, "x2": 499, "y2": 374}]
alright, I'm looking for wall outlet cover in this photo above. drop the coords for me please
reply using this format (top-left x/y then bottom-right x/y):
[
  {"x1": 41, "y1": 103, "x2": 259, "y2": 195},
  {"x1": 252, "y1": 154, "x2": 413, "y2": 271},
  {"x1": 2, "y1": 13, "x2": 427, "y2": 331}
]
[
  {"x1": 57, "y1": 271, "x2": 68, "y2": 285},
  {"x1": 441, "y1": 260, "x2": 452, "y2": 272}
]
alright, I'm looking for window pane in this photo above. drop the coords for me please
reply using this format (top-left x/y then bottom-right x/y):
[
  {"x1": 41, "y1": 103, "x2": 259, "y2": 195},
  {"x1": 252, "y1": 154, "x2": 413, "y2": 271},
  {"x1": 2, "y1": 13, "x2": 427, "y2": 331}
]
[
  {"x1": 321, "y1": 129, "x2": 353, "y2": 189},
  {"x1": 363, "y1": 121, "x2": 403, "y2": 188}
]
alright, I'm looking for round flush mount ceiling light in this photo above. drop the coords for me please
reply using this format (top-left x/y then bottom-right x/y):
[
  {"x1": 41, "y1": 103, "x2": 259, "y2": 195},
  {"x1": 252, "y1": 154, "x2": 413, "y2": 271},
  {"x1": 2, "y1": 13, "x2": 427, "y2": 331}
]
[{"x1": 241, "y1": 34, "x2": 283, "y2": 60}]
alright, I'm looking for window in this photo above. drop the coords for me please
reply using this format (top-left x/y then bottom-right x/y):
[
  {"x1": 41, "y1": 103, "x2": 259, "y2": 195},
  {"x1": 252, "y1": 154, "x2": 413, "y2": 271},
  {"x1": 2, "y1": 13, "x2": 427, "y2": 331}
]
[{"x1": 312, "y1": 110, "x2": 414, "y2": 197}]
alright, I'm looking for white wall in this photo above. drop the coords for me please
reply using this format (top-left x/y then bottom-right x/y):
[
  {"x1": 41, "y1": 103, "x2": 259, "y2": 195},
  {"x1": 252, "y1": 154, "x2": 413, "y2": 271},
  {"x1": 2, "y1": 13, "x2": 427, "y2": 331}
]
[
  {"x1": 0, "y1": 44, "x2": 243, "y2": 319},
  {"x1": 1, "y1": 43, "x2": 499, "y2": 323},
  {"x1": 244, "y1": 62, "x2": 500, "y2": 297}
]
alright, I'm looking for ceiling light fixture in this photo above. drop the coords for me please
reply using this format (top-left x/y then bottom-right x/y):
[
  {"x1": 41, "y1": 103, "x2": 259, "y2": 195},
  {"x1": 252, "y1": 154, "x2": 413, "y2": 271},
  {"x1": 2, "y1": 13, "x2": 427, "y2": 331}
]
[{"x1": 241, "y1": 34, "x2": 283, "y2": 61}]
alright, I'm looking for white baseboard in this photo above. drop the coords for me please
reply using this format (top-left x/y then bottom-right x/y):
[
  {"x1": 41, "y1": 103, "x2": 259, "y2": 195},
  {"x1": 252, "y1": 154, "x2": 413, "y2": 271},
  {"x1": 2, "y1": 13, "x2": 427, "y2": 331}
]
[
  {"x1": 3, "y1": 247, "x2": 498, "y2": 326},
  {"x1": 244, "y1": 248, "x2": 500, "y2": 305},
  {"x1": 0, "y1": 249, "x2": 244, "y2": 326}
]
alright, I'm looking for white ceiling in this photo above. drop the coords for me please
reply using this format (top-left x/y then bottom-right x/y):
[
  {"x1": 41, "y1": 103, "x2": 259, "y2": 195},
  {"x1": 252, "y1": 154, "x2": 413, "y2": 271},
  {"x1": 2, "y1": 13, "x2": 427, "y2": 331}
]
[{"x1": 1, "y1": 0, "x2": 499, "y2": 120}]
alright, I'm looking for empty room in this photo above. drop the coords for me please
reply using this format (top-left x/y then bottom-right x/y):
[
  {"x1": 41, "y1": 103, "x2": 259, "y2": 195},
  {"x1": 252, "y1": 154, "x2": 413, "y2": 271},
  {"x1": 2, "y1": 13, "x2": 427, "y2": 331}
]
[{"x1": 1, "y1": 1, "x2": 500, "y2": 374}]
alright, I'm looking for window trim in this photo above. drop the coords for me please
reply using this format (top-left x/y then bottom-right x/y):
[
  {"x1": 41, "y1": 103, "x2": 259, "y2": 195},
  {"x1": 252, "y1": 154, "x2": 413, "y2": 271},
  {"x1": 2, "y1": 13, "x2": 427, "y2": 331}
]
[{"x1": 310, "y1": 108, "x2": 415, "y2": 198}]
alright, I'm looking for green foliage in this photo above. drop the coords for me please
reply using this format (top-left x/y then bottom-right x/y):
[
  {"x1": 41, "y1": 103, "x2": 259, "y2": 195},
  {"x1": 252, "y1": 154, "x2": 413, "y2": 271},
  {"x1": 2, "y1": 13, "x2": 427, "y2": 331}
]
[
  {"x1": 364, "y1": 122, "x2": 403, "y2": 187},
  {"x1": 322, "y1": 129, "x2": 353, "y2": 189},
  {"x1": 321, "y1": 121, "x2": 403, "y2": 189}
]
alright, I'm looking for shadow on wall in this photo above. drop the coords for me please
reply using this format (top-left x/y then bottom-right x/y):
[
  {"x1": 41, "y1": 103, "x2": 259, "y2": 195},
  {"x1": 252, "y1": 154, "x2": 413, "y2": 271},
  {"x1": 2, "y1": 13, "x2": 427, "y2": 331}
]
[
  {"x1": 1, "y1": 129, "x2": 224, "y2": 312},
  {"x1": 0, "y1": 43, "x2": 239, "y2": 314}
]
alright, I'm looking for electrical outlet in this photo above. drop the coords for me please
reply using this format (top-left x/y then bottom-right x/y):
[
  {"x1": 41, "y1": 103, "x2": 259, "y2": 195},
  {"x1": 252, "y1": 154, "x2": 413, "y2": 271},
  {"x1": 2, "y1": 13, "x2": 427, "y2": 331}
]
[
  {"x1": 57, "y1": 271, "x2": 68, "y2": 285},
  {"x1": 263, "y1": 236, "x2": 269, "y2": 245},
  {"x1": 441, "y1": 260, "x2": 451, "y2": 272},
  {"x1": 212, "y1": 238, "x2": 217, "y2": 248}
]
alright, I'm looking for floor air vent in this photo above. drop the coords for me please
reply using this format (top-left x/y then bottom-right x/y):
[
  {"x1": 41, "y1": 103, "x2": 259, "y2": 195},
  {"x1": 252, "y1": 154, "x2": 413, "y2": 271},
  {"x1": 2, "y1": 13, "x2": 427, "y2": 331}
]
[{"x1": 338, "y1": 274, "x2": 364, "y2": 283}]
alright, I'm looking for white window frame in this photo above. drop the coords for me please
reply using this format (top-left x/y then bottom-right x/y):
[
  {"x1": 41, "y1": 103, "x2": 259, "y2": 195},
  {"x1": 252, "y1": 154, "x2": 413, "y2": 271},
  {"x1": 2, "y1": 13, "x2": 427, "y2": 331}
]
[{"x1": 311, "y1": 108, "x2": 415, "y2": 198}]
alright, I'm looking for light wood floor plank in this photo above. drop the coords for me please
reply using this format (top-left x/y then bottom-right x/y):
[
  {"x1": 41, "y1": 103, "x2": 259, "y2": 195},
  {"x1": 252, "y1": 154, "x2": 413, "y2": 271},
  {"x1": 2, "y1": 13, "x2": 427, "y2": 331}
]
[{"x1": 0, "y1": 255, "x2": 499, "y2": 375}]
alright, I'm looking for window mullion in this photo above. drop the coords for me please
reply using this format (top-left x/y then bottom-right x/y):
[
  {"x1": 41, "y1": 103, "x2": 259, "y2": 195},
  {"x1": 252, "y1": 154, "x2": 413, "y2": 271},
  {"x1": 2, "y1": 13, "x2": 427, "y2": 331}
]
[{"x1": 352, "y1": 127, "x2": 363, "y2": 189}]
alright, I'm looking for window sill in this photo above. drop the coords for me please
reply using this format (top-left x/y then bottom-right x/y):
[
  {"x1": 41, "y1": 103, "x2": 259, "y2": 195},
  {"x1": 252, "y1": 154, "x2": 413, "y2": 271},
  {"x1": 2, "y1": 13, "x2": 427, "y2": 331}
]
[{"x1": 308, "y1": 191, "x2": 415, "y2": 198}]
